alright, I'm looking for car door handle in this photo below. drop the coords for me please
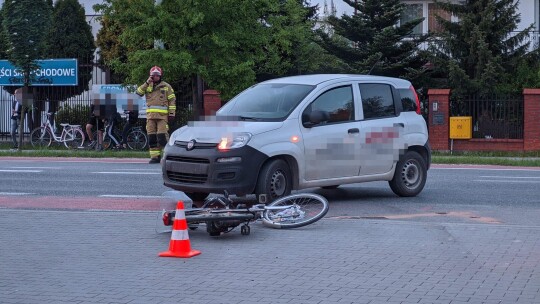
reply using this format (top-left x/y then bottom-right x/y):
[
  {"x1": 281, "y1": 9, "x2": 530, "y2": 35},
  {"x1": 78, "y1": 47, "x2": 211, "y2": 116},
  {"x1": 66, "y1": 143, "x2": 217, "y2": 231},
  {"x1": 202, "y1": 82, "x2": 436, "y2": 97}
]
[
  {"x1": 348, "y1": 128, "x2": 359, "y2": 134},
  {"x1": 393, "y1": 123, "x2": 404, "y2": 128}
]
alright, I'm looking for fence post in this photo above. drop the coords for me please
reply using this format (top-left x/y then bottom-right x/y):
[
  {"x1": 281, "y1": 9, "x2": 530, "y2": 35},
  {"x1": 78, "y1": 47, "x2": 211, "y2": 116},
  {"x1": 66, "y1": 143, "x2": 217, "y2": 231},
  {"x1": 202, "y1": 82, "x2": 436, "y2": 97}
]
[
  {"x1": 203, "y1": 90, "x2": 221, "y2": 116},
  {"x1": 523, "y1": 89, "x2": 540, "y2": 151},
  {"x1": 427, "y1": 89, "x2": 451, "y2": 151}
]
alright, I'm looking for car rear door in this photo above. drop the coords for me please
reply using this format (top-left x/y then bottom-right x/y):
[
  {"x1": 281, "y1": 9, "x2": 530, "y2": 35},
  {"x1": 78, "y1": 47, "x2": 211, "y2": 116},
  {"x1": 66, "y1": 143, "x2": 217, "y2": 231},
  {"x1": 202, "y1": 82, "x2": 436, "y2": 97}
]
[{"x1": 357, "y1": 82, "x2": 406, "y2": 176}]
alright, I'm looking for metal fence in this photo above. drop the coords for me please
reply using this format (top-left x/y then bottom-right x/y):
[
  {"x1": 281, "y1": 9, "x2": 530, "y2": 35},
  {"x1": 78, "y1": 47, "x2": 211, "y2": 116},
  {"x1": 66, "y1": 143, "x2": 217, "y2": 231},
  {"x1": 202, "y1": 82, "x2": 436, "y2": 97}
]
[
  {"x1": 0, "y1": 57, "x2": 200, "y2": 142},
  {"x1": 450, "y1": 94, "x2": 523, "y2": 139}
]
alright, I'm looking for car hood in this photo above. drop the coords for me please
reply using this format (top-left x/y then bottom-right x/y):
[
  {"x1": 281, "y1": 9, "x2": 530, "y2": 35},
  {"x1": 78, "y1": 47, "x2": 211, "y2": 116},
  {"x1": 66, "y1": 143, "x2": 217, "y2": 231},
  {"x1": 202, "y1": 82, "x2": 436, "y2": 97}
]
[{"x1": 173, "y1": 120, "x2": 283, "y2": 143}]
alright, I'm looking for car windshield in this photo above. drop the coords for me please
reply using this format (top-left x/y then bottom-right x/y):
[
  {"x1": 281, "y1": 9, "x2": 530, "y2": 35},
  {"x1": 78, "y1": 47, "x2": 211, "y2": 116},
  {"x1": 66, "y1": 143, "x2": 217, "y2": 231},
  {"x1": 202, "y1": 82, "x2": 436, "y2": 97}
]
[{"x1": 217, "y1": 83, "x2": 315, "y2": 121}]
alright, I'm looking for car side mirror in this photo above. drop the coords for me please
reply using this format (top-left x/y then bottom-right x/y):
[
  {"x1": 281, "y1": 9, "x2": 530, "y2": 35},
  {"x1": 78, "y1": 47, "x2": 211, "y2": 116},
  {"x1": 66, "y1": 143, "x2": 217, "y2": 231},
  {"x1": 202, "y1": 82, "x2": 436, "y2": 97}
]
[{"x1": 302, "y1": 110, "x2": 329, "y2": 128}]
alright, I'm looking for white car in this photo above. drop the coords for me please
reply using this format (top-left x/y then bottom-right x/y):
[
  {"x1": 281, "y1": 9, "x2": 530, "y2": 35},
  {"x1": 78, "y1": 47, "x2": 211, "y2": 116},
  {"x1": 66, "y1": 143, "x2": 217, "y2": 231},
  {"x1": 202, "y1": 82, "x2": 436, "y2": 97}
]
[{"x1": 162, "y1": 74, "x2": 431, "y2": 202}]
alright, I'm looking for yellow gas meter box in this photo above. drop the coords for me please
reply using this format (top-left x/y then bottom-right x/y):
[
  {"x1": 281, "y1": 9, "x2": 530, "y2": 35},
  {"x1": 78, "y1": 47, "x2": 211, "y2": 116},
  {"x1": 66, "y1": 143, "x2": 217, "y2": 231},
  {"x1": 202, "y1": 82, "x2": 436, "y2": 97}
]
[{"x1": 449, "y1": 116, "x2": 472, "y2": 139}]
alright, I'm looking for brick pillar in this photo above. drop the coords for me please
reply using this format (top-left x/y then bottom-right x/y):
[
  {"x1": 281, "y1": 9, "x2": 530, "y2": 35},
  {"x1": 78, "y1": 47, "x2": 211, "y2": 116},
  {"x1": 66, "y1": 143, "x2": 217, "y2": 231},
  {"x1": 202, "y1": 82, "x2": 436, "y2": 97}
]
[
  {"x1": 203, "y1": 90, "x2": 221, "y2": 116},
  {"x1": 523, "y1": 89, "x2": 540, "y2": 151},
  {"x1": 427, "y1": 89, "x2": 451, "y2": 151}
]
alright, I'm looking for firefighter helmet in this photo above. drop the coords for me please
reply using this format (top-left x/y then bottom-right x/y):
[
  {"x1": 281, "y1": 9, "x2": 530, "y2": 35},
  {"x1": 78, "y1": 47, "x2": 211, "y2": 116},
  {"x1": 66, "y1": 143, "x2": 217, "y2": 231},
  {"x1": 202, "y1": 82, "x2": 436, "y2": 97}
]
[{"x1": 149, "y1": 66, "x2": 163, "y2": 76}]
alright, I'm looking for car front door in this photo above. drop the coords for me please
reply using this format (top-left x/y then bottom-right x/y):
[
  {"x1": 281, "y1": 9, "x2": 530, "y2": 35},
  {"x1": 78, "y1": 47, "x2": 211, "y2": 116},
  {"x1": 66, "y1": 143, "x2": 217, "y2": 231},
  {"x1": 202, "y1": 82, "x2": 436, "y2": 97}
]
[{"x1": 300, "y1": 84, "x2": 361, "y2": 181}]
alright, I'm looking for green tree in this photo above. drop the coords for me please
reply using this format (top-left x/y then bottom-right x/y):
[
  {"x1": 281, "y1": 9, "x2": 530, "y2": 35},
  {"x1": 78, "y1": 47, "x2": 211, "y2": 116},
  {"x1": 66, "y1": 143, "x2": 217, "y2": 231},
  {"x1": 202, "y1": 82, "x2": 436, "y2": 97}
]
[
  {"x1": 430, "y1": 0, "x2": 535, "y2": 96},
  {"x1": 94, "y1": 0, "x2": 314, "y2": 100},
  {"x1": 2, "y1": 0, "x2": 51, "y2": 86},
  {"x1": 317, "y1": 0, "x2": 429, "y2": 81},
  {"x1": 44, "y1": 0, "x2": 96, "y2": 101}
]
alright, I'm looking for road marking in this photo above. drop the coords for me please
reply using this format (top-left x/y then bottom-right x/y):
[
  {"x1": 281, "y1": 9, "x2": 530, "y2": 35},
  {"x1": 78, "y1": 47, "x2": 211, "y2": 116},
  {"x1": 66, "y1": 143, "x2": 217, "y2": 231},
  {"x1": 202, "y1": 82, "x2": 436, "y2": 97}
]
[
  {"x1": 435, "y1": 167, "x2": 540, "y2": 171},
  {"x1": 479, "y1": 176, "x2": 540, "y2": 179},
  {"x1": 0, "y1": 192, "x2": 35, "y2": 196},
  {"x1": 99, "y1": 195, "x2": 163, "y2": 198},
  {"x1": 0, "y1": 169, "x2": 42, "y2": 173},
  {"x1": 111, "y1": 169, "x2": 161, "y2": 171},
  {"x1": 474, "y1": 179, "x2": 540, "y2": 183},
  {"x1": 92, "y1": 172, "x2": 160, "y2": 175},
  {"x1": 10, "y1": 166, "x2": 61, "y2": 169}
]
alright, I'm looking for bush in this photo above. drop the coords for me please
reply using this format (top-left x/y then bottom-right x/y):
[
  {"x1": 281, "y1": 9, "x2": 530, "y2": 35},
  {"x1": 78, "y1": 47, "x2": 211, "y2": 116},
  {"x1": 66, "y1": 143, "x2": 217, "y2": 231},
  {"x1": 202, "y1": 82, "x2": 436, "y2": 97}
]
[{"x1": 55, "y1": 104, "x2": 90, "y2": 129}]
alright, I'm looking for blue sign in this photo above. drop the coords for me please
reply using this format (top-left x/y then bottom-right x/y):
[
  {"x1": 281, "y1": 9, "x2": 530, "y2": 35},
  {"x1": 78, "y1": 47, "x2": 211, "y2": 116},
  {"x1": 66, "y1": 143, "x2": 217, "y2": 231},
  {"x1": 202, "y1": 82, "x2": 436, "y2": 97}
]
[{"x1": 0, "y1": 59, "x2": 78, "y2": 86}]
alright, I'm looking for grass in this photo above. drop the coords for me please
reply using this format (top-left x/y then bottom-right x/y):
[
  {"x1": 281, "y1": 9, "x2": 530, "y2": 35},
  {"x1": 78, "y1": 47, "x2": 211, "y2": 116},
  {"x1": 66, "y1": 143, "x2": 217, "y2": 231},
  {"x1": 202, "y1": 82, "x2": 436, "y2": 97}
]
[
  {"x1": 0, "y1": 142, "x2": 147, "y2": 158},
  {"x1": 1, "y1": 142, "x2": 539, "y2": 166}
]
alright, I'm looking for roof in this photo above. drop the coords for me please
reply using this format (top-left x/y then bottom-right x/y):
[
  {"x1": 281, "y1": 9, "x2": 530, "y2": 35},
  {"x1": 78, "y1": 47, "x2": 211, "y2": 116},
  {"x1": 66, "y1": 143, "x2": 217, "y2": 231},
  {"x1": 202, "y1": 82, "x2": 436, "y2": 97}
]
[{"x1": 262, "y1": 74, "x2": 412, "y2": 87}]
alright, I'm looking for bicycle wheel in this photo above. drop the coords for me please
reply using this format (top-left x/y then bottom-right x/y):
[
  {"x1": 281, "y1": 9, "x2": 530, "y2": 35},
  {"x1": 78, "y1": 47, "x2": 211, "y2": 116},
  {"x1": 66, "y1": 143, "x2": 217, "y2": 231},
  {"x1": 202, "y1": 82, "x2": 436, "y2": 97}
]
[
  {"x1": 127, "y1": 129, "x2": 148, "y2": 150},
  {"x1": 262, "y1": 193, "x2": 329, "y2": 229},
  {"x1": 63, "y1": 128, "x2": 85, "y2": 149},
  {"x1": 30, "y1": 127, "x2": 52, "y2": 148},
  {"x1": 94, "y1": 130, "x2": 113, "y2": 150}
]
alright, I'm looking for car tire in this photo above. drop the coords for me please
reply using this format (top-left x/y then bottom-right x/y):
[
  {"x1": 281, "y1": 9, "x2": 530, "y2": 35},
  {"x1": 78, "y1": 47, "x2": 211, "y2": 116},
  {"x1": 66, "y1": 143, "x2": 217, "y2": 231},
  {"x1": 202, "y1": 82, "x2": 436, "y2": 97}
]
[
  {"x1": 389, "y1": 151, "x2": 427, "y2": 197},
  {"x1": 256, "y1": 159, "x2": 292, "y2": 203}
]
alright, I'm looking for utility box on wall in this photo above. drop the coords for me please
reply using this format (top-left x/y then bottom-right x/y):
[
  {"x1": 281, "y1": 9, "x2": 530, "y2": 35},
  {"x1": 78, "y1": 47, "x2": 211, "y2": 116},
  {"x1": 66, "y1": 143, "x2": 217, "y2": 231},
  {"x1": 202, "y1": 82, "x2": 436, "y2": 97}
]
[{"x1": 449, "y1": 116, "x2": 472, "y2": 139}]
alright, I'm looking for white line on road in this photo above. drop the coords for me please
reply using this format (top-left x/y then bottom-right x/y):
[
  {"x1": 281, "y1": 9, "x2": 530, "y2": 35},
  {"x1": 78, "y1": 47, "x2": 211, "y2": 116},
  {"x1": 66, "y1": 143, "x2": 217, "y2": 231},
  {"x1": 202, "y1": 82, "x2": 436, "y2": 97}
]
[
  {"x1": 0, "y1": 169, "x2": 42, "y2": 173},
  {"x1": 474, "y1": 180, "x2": 540, "y2": 183},
  {"x1": 92, "y1": 172, "x2": 161, "y2": 175},
  {"x1": 9, "y1": 167, "x2": 61, "y2": 169},
  {"x1": 435, "y1": 167, "x2": 540, "y2": 171},
  {"x1": 99, "y1": 195, "x2": 163, "y2": 198},
  {"x1": 0, "y1": 192, "x2": 35, "y2": 195},
  {"x1": 111, "y1": 169, "x2": 161, "y2": 171},
  {"x1": 479, "y1": 176, "x2": 540, "y2": 179}
]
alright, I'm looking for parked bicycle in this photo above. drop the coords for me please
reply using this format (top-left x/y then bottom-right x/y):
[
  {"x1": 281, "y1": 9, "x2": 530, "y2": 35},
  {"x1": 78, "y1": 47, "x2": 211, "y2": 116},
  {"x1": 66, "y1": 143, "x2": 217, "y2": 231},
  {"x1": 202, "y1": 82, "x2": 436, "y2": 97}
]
[
  {"x1": 92, "y1": 112, "x2": 148, "y2": 150},
  {"x1": 160, "y1": 191, "x2": 329, "y2": 236},
  {"x1": 30, "y1": 113, "x2": 85, "y2": 149}
]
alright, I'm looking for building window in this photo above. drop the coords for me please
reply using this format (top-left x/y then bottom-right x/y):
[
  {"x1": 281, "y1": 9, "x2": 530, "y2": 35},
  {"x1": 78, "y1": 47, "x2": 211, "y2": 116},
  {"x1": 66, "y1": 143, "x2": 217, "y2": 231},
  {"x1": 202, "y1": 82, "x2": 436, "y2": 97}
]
[{"x1": 401, "y1": 4, "x2": 423, "y2": 35}]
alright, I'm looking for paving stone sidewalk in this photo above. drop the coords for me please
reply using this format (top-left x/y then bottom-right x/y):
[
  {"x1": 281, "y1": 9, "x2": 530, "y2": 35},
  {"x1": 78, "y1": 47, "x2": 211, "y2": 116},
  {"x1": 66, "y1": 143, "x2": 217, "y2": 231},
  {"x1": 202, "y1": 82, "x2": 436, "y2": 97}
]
[{"x1": 1, "y1": 209, "x2": 539, "y2": 304}]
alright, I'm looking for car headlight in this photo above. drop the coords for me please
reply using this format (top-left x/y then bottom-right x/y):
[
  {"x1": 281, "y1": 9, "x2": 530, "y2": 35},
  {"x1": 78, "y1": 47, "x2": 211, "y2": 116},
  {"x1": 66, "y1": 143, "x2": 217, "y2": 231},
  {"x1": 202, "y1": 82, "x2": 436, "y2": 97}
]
[
  {"x1": 218, "y1": 132, "x2": 252, "y2": 151},
  {"x1": 168, "y1": 126, "x2": 187, "y2": 146}
]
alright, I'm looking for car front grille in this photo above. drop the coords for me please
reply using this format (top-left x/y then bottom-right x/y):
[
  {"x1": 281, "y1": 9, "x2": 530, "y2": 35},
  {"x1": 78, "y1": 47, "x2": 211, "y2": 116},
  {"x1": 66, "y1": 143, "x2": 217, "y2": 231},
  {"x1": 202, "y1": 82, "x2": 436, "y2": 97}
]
[
  {"x1": 174, "y1": 141, "x2": 217, "y2": 149},
  {"x1": 167, "y1": 171, "x2": 207, "y2": 183},
  {"x1": 166, "y1": 155, "x2": 210, "y2": 164}
]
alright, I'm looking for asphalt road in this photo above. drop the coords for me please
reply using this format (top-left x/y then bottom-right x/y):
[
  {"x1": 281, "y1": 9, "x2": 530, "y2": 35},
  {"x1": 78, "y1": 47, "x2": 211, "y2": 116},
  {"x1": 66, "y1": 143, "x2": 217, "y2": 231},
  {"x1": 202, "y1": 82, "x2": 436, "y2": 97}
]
[
  {"x1": 1, "y1": 157, "x2": 539, "y2": 304},
  {"x1": 0, "y1": 157, "x2": 539, "y2": 226}
]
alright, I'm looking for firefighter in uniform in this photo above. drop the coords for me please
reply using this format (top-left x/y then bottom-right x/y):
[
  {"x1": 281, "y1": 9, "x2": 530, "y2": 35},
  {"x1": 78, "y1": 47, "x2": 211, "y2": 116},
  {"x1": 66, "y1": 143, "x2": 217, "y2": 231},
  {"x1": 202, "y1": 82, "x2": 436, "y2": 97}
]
[{"x1": 136, "y1": 66, "x2": 176, "y2": 163}]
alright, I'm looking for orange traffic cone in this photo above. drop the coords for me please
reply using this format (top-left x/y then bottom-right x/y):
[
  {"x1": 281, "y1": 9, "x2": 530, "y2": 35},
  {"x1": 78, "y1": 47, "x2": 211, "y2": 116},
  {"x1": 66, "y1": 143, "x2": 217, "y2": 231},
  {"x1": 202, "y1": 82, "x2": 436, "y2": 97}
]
[{"x1": 159, "y1": 201, "x2": 201, "y2": 258}]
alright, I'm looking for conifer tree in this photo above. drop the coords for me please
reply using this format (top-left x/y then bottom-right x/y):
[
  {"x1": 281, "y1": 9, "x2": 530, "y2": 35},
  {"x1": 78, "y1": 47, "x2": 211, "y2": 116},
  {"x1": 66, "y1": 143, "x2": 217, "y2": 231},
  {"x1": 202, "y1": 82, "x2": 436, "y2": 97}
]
[
  {"x1": 317, "y1": 0, "x2": 429, "y2": 80},
  {"x1": 430, "y1": 0, "x2": 534, "y2": 96}
]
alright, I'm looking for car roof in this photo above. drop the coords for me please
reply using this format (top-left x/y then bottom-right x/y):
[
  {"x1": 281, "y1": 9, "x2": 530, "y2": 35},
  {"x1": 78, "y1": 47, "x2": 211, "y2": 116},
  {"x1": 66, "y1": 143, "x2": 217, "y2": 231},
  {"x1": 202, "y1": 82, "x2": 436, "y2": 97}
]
[{"x1": 262, "y1": 74, "x2": 412, "y2": 88}]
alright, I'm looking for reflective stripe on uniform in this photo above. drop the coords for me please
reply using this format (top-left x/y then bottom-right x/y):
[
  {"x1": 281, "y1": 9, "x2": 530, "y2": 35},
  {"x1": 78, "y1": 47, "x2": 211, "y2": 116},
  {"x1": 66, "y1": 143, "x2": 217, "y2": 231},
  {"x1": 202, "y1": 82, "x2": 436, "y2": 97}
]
[
  {"x1": 146, "y1": 87, "x2": 153, "y2": 93},
  {"x1": 148, "y1": 106, "x2": 168, "y2": 110},
  {"x1": 147, "y1": 109, "x2": 168, "y2": 114},
  {"x1": 137, "y1": 87, "x2": 144, "y2": 94},
  {"x1": 149, "y1": 150, "x2": 161, "y2": 157},
  {"x1": 171, "y1": 229, "x2": 189, "y2": 241},
  {"x1": 167, "y1": 93, "x2": 175, "y2": 100},
  {"x1": 169, "y1": 106, "x2": 177, "y2": 110}
]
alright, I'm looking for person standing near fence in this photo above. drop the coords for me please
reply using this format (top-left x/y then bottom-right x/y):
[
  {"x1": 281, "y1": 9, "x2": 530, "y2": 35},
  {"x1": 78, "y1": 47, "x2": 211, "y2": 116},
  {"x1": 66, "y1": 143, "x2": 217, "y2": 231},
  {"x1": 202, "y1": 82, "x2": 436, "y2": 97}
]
[
  {"x1": 10, "y1": 88, "x2": 22, "y2": 150},
  {"x1": 136, "y1": 66, "x2": 176, "y2": 164}
]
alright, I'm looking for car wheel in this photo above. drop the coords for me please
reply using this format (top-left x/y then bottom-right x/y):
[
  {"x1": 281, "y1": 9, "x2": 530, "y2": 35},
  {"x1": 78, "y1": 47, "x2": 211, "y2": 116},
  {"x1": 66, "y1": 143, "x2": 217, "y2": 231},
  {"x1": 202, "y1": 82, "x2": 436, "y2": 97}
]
[
  {"x1": 256, "y1": 159, "x2": 292, "y2": 203},
  {"x1": 389, "y1": 151, "x2": 427, "y2": 197}
]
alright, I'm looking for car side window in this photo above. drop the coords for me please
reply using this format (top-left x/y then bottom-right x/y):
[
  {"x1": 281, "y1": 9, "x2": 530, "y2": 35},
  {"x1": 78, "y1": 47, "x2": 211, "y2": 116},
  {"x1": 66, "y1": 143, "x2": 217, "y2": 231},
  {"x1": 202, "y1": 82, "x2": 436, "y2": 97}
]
[
  {"x1": 398, "y1": 88, "x2": 418, "y2": 112},
  {"x1": 359, "y1": 83, "x2": 396, "y2": 119},
  {"x1": 302, "y1": 85, "x2": 354, "y2": 126}
]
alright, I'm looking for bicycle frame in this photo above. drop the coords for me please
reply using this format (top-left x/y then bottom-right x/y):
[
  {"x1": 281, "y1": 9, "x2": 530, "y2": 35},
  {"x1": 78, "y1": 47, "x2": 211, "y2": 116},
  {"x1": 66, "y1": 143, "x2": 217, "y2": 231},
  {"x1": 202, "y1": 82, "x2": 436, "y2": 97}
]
[{"x1": 39, "y1": 118, "x2": 74, "y2": 142}]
